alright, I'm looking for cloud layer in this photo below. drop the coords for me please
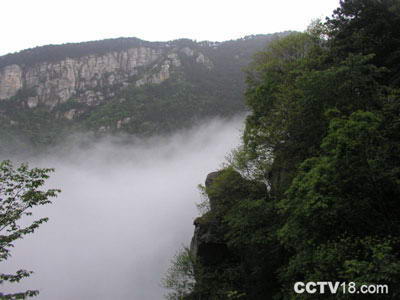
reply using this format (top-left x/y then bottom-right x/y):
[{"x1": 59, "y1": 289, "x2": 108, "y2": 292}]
[{"x1": 1, "y1": 117, "x2": 243, "y2": 299}]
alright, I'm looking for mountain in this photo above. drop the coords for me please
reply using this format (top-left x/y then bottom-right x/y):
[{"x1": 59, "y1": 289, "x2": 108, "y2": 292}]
[{"x1": 0, "y1": 33, "x2": 291, "y2": 151}]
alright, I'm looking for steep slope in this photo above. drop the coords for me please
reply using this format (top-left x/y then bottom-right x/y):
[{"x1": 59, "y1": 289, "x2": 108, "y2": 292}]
[
  {"x1": 0, "y1": 34, "x2": 290, "y2": 151},
  {"x1": 179, "y1": 2, "x2": 400, "y2": 299}
]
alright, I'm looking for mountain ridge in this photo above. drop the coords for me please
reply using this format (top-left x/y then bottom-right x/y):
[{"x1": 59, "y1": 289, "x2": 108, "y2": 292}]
[
  {"x1": 0, "y1": 32, "x2": 291, "y2": 151},
  {"x1": 0, "y1": 34, "x2": 290, "y2": 67}
]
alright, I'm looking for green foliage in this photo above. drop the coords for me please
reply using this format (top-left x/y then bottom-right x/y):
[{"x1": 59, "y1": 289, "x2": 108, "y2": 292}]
[
  {"x1": 279, "y1": 111, "x2": 387, "y2": 246},
  {"x1": 54, "y1": 99, "x2": 87, "y2": 114},
  {"x1": 162, "y1": 246, "x2": 195, "y2": 300},
  {"x1": 277, "y1": 110, "x2": 400, "y2": 296},
  {"x1": 0, "y1": 106, "x2": 70, "y2": 152},
  {"x1": 185, "y1": 168, "x2": 283, "y2": 299},
  {"x1": 278, "y1": 236, "x2": 400, "y2": 299},
  {"x1": 0, "y1": 160, "x2": 60, "y2": 299},
  {"x1": 181, "y1": 1, "x2": 400, "y2": 299},
  {"x1": 195, "y1": 184, "x2": 210, "y2": 216},
  {"x1": 326, "y1": 0, "x2": 400, "y2": 84},
  {"x1": 83, "y1": 78, "x2": 221, "y2": 135},
  {"x1": 243, "y1": 32, "x2": 386, "y2": 195},
  {"x1": 10, "y1": 88, "x2": 37, "y2": 101},
  {"x1": 82, "y1": 67, "x2": 245, "y2": 137},
  {"x1": 205, "y1": 168, "x2": 272, "y2": 249}
]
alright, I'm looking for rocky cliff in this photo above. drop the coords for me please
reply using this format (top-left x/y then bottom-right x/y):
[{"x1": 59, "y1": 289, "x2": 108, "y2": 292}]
[
  {"x1": 0, "y1": 44, "x2": 212, "y2": 109},
  {"x1": 0, "y1": 34, "x2": 291, "y2": 151},
  {"x1": 190, "y1": 171, "x2": 229, "y2": 265},
  {"x1": 187, "y1": 169, "x2": 270, "y2": 299}
]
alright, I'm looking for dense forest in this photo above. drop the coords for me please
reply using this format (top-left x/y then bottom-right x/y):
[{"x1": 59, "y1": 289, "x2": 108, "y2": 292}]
[{"x1": 164, "y1": 0, "x2": 400, "y2": 299}]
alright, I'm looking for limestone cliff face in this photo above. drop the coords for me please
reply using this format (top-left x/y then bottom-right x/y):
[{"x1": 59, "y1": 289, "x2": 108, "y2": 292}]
[
  {"x1": 0, "y1": 45, "x2": 213, "y2": 109},
  {"x1": 0, "y1": 65, "x2": 23, "y2": 99}
]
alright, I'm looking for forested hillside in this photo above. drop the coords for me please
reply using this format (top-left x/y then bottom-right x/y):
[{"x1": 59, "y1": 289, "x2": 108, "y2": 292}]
[
  {"x1": 0, "y1": 34, "x2": 289, "y2": 153},
  {"x1": 166, "y1": 1, "x2": 400, "y2": 299}
]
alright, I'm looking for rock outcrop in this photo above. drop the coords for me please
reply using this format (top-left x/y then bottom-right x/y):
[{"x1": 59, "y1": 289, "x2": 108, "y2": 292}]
[
  {"x1": 190, "y1": 171, "x2": 229, "y2": 266},
  {"x1": 189, "y1": 168, "x2": 268, "y2": 268},
  {"x1": 0, "y1": 44, "x2": 213, "y2": 109},
  {"x1": 187, "y1": 169, "x2": 269, "y2": 299},
  {"x1": 0, "y1": 65, "x2": 23, "y2": 99}
]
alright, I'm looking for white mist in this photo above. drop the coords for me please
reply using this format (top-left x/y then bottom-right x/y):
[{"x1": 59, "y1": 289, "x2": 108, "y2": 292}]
[{"x1": 1, "y1": 117, "x2": 243, "y2": 300}]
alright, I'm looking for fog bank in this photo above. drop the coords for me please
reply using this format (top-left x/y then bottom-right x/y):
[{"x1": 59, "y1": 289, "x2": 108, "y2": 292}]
[{"x1": 1, "y1": 117, "x2": 243, "y2": 299}]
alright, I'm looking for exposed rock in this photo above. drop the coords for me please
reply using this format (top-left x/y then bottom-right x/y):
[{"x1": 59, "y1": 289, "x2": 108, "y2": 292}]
[
  {"x1": 26, "y1": 97, "x2": 39, "y2": 108},
  {"x1": 190, "y1": 171, "x2": 229, "y2": 267},
  {"x1": 152, "y1": 60, "x2": 171, "y2": 84},
  {"x1": 190, "y1": 169, "x2": 267, "y2": 270},
  {"x1": 181, "y1": 47, "x2": 195, "y2": 57},
  {"x1": 116, "y1": 117, "x2": 131, "y2": 129},
  {"x1": 0, "y1": 65, "x2": 23, "y2": 99},
  {"x1": 190, "y1": 216, "x2": 229, "y2": 266},
  {"x1": 135, "y1": 59, "x2": 172, "y2": 87},
  {"x1": 0, "y1": 43, "x2": 216, "y2": 109},
  {"x1": 196, "y1": 53, "x2": 213, "y2": 69},
  {"x1": 0, "y1": 47, "x2": 164, "y2": 106},
  {"x1": 205, "y1": 171, "x2": 221, "y2": 187},
  {"x1": 205, "y1": 171, "x2": 222, "y2": 211},
  {"x1": 64, "y1": 109, "x2": 77, "y2": 120},
  {"x1": 181, "y1": 47, "x2": 213, "y2": 69},
  {"x1": 167, "y1": 52, "x2": 181, "y2": 67},
  {"x1": 98, "y1": 125, "x2": 110, "y2": 133},
  {"x1": 0, "y1": 33, "x2": 288, "y2": 116}
]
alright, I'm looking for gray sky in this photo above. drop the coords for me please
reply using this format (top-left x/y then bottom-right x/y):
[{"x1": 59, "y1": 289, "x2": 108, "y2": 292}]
[{"x1": 2, "y1": 0, "x2": 340, "y2": 56}]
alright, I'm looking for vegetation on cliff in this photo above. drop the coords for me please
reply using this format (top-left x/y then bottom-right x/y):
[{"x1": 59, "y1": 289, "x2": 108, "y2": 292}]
[
  {"x1": 168, "y1": 1, "x2": 400, "y2": 299},
  {"x1": 0, "y1": 34, "x2": 289, "y2": 153}
]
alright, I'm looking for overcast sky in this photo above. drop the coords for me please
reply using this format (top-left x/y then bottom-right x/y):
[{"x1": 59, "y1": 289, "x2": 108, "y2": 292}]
[{"x1": 1, "y1": 0, "x2": 340, "y2": 56}]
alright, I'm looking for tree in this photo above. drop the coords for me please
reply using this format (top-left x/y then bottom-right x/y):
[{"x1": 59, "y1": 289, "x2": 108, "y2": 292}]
[
  {"x1": 162, "y1": 246, "x2": 195, "y2": 300},
  {"x1": 277, "y1": 110, "x2": 400, "y2": 297},
  {"x1": 0, "y1": 160, "x2": 60, "y2": 299},
  {"x1": 173, "y1": 1, "x2": 400, "y2": 298},
  {"x1": 327, "y1": 0, "x2": 400, "y2": 84}
]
